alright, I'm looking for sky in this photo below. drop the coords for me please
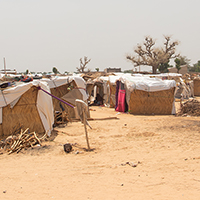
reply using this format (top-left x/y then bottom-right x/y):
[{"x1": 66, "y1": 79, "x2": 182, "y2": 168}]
[{"x1": 0, "y1": 0, "x2": 200, "y2": 73}]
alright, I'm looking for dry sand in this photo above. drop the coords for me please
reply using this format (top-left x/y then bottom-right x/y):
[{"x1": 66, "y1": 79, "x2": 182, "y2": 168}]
[{"x1": 0, "y1": 103, "x2": 200, "y2": 200}]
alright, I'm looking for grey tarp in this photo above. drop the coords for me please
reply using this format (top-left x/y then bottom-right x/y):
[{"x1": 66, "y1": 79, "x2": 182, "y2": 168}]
[{"x1": 61, "y1": 89, "x2": 83, "y2": 106}]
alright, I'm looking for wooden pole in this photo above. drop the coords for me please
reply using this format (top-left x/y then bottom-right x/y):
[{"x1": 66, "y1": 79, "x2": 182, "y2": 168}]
[
  {"x1": 3, "y1": 57, "x2": 7, "y2": 76},
  {"x1": 83, "y1": 108, "x2": 90, "y2": 150}
]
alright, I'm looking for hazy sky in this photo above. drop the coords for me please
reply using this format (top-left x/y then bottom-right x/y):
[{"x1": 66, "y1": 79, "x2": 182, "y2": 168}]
[{"x1": 0, "y1": 0, "x2": 200, "y2": 73}]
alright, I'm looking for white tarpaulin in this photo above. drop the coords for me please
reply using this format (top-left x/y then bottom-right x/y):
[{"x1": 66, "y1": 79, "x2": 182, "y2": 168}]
[
  {"x1": 41, "y1": 76, "x2": 88, "y2": 101},
  {"x1": 0, "y1": 81, "x2": 54, "y2": 136},
  {"x1": 119, "y1": 76, "x2": 176, "y2": 92},
  {"x1": 108, "y1": 74, "x2": 176, "y2": 92}
]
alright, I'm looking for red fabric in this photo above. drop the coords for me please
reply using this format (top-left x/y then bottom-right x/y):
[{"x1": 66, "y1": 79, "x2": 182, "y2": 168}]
[{"x1": 116, "y1": 89, "x2": 126, "y2": 112}]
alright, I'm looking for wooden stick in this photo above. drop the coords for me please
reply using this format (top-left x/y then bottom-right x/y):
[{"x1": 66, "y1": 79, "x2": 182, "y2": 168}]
[
  {"x1": 72, "y1": 117, "x2": 119, "y2": 122},
  {"x1": 39, "y1": 131, "x2": 47, "y2": 140},
  {"x1": 10, "y1": 140, "x2": 17, "y2": 149},
  {"x1": 33, "y1": 132, "x2": 42, "y2": 146},
  {"x1": 83, "y1": 110, "x2": 90, "y2": 150}
]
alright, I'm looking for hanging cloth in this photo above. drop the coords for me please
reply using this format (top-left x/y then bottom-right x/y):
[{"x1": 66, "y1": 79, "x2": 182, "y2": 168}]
[{"x1": 116, "y1": 82, "x2": 126, "y2": 112}]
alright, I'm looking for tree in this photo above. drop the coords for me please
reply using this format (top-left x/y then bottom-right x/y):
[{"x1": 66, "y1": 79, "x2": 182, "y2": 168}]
[
  {"x1": 189, "y1": 60, "x2": 200, "y2": 72},
  {"x1": 158, "y1": 61, "x2": 173, "y2": 73},
  {"x1": 175, "y1": 58, "x2": 181, "y2": 73},
  {"x1": 77, "y1": 56, "x2": 91, "y2": 73},
  {"x1": 52, "y1": 67, "x2": 59, "y2": 75},
  {"x1": 126, "y1": 36, "x2": 179, "y2": 74},
  {"x1": 179, "y1": 56, "x2": 190, "y2": 66},
  {"x1": 124, "y1": 69, "x2": 133, "y2": 73},
  {"x1": 25, "y1": 69, "x2": 29, "y2": 75},
  {"x1": 95, "y1": 68, "x2": 99, "y2": 72}
]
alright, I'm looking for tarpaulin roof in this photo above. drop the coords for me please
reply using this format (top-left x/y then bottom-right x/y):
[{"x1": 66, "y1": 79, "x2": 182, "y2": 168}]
[
  {"x1": 41, "y1": 76, "x2": 88, "y2": 101},
  {"x1": 108, "y1": 74, "x2": 176, "y2": 92}
]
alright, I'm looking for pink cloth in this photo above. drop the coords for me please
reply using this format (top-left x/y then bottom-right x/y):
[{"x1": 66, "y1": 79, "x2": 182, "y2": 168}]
[{"x1": 116, "y1": 89, "x2": 126, "y2": 112}]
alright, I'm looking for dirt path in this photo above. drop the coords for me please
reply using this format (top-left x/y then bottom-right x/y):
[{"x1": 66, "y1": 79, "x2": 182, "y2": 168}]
[{"x1": 0, "y1": 105, "x2": 200, "y2": 200}]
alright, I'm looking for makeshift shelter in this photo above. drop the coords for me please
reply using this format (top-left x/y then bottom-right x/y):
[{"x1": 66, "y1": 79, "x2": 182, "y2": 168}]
[
  {"x1": 0, "y1": 81, "x2": 54, "y2": 139},
  {"x1": 86, "y1": 78, "x2": 106, "y2": 106},
  {"x1": 41, "y1": 76, "x2": 88, "y2": 118},
  {"x1": 113, "y1": 75, "x2": 176, "y2": 115},
  {"x1": 107, "y1": 75, "x2": 120, "y2": 108},
  {"x1": 175, "y1": 78, "x2": 194, "y2": 99},
  {"x1": 193, "y1": 78, "x2": 200, "y2": 96}
]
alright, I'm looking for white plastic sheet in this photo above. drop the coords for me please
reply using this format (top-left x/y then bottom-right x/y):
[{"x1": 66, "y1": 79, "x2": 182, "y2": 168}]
[
  {"x1": 119, "y1": 76, "x2": 176, "y2": 92},
  {"x1": 41, "y1": 76, "x2": 88, "y2": 101},
  {"x1": 108, "y1": 75, "x2": 176, "y2": 92}
]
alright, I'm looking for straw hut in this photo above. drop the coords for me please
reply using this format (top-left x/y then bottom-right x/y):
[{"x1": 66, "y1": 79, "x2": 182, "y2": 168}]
[
  {"x1": 41, "y1": 76, "x2": 89, "y2": 118},
  {"x1": 193, "y1": 77, "x2": 200, "y2": 96},
  {"x1": 0, "y1": 81, "x2": 54, "y2": 139},
  {"x1": 115, "y1": 76, "x2": 176, "y2": 115}
]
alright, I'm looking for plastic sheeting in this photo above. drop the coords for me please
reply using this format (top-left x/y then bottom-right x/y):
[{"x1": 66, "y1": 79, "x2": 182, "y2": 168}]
[
  {"x1": 62, "y1": 89, "x2": 83, "y2": 106},
  {"x1": 120, "y1": 76, "x2": 176, "y2": 92},
  {"x1": 0, "y1": 81, "x2": 54, "y2": 136},
  {"x1": 108, "y1": 75, "x2": 176, "y2": 92},
  {"x1": 41, "y1": 76, "x2": 88, "y2": 101}
]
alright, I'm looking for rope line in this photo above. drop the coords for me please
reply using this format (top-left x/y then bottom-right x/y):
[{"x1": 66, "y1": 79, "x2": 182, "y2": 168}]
[{"x1": 37, "y1": 86, "x2": 74, "y2": 108}]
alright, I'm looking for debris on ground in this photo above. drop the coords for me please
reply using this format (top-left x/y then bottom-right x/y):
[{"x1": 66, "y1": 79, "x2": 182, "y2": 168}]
[
  {"x1": 0, "y1": 128, "x2": 47, "y2": 155},
  {"x1": 121, "y1": 161, "x2": 141, "y2": 168},
  {"x1": 54, "y1": 110, "x2": 71, "y2": 126},
  {"x1": 176, "y1": 99, "x2": 200, "y2": 116},
  {"x1": 63, "y1": 143, "x2": 72, "y2": 153}
]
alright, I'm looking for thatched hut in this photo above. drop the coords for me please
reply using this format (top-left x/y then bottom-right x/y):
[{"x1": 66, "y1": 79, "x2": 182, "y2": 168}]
[
  {"x1": 193, "y1": 78, "x2": 200, "y2": 96},
  {"x1": 0, "y1": 81, "x2": 54, "y2": 139},
  {"x1": 41, "y1": 76, "x2": 88, "y2": 118},
  {"x1": 114, "y1": 76, "x2": 176, "y2": 115}
]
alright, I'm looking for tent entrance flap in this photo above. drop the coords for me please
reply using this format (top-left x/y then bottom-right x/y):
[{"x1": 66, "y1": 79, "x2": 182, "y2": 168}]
[{"x1": 61, "y1": 89, "x2": 83, "y2": 106}]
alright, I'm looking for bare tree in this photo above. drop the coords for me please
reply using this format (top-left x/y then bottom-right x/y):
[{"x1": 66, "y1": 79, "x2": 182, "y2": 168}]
[
  {"x1": 77, "y1": 56, "x2": 91, "y2": 73},
  {"x1": 126, "y1": 36, "x2": 179, "y2": 74}
]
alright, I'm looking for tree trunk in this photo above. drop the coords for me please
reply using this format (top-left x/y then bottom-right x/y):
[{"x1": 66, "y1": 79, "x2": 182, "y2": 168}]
[{"x1": 152, "y1": 66, "x2": 157, "y2": 74}]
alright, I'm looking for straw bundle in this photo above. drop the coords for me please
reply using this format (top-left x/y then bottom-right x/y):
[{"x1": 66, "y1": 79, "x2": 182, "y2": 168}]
[
  {"x1": 193, "y1": 78, "x2": 200, "y2": 96},
  {"x1": 128, "y1": 88, "x2": 175, "y2": 115},
  {"x1": 0, "y1": 86, "x2": 45, "y2": 139}
]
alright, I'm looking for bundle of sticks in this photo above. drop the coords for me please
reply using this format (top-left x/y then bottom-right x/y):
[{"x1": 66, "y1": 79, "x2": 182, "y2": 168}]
[{"x1": 1, "y1": 128, "x2": 47, "y2": 155}]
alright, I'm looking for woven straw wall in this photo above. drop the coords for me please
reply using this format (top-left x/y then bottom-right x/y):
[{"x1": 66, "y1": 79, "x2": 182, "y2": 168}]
[
  {"x1": 86, "y1": 84, "x2": 94, "y2": 99},
  {"x1": 109, "y1": 83, "x2": 116, "y2": 108},
  {"x1": 193, "y1": 79, "x2": 200, "y2": 96},
  {"x1": 129, "y1": 88, "x2": 175, "y2": 115},
  {"x1": 0, "y1": 86, "x2": 45, "y2": 139},
  {"x1": 50, "y1": 80, "x2": 76, "y2": 118}
]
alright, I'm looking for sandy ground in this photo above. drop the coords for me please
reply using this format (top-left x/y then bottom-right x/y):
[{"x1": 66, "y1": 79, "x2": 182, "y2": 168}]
[{"x1": 0, "y1": 102, "x2": 200, "y2": 200}]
